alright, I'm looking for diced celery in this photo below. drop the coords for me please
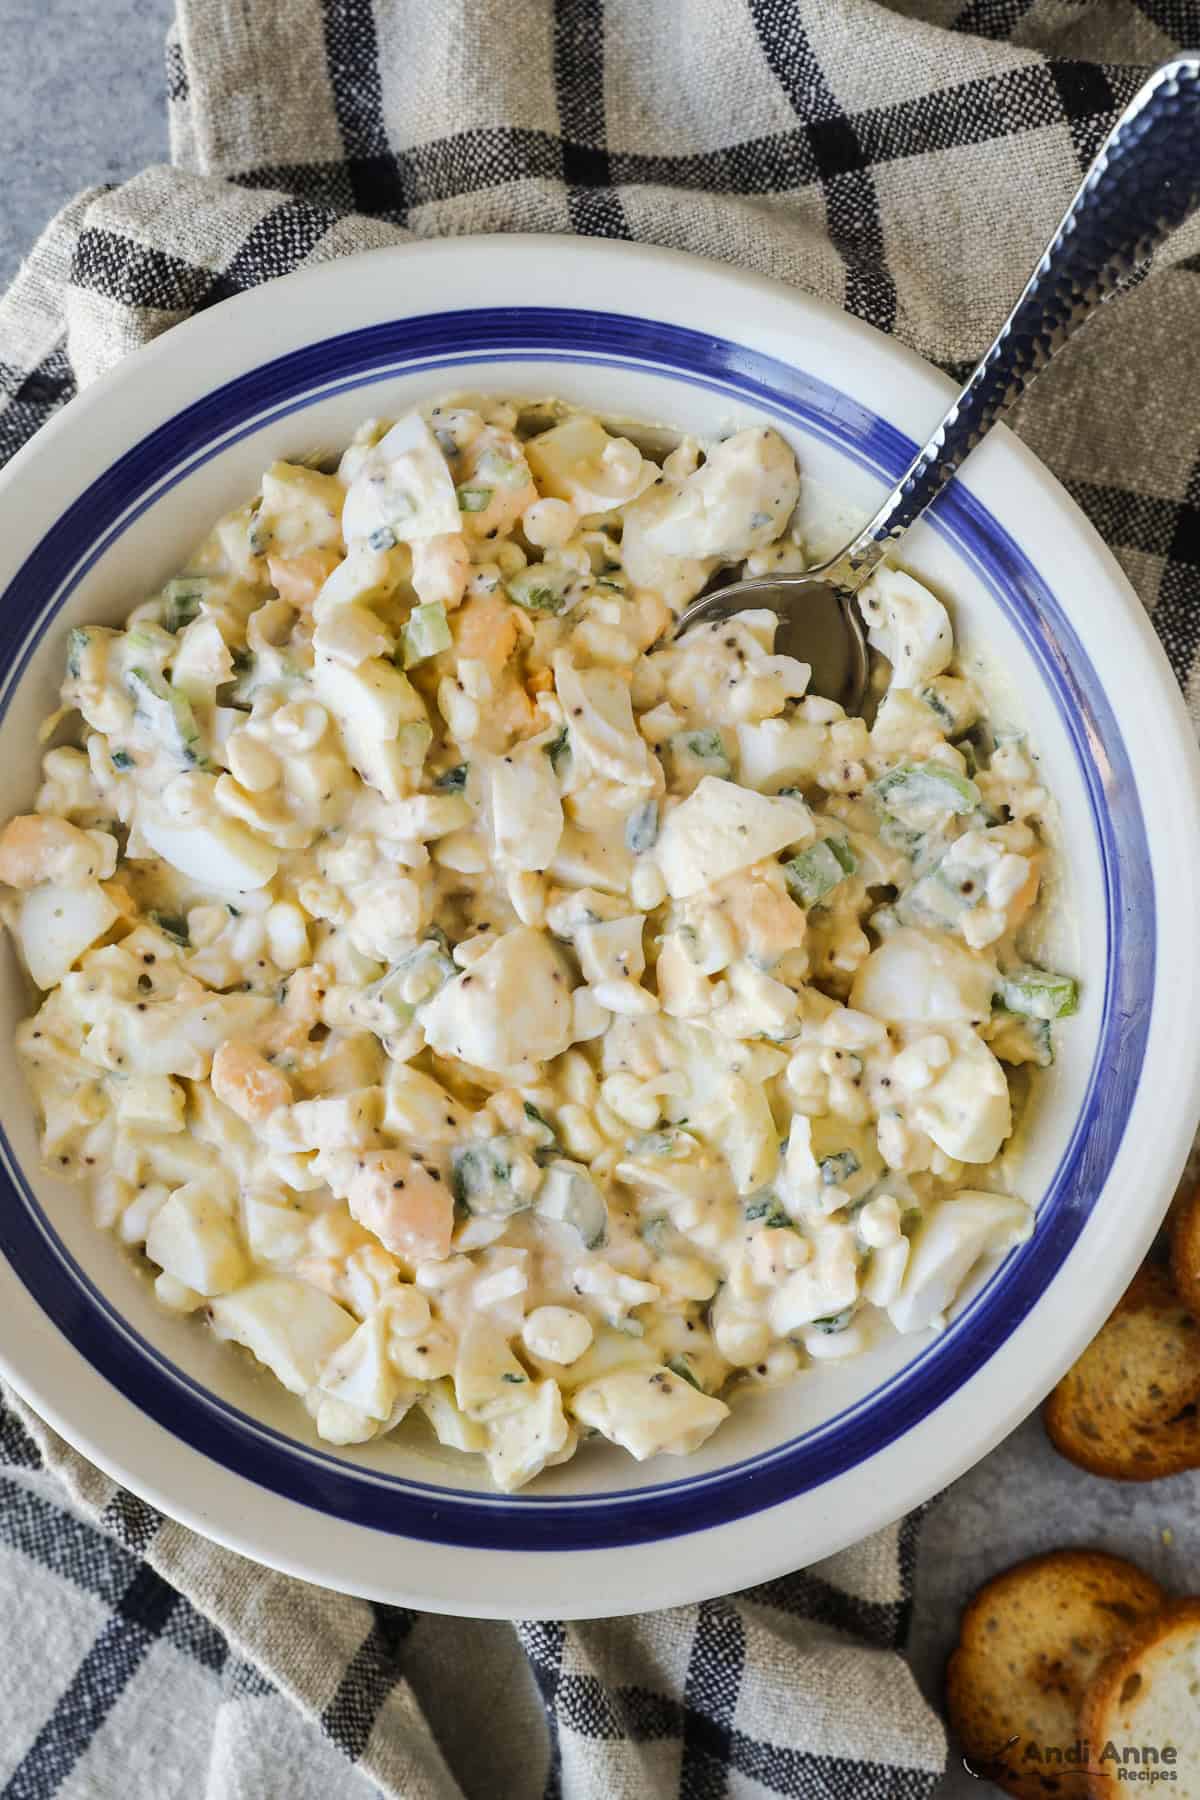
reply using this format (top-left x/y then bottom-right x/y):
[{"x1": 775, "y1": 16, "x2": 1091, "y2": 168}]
[
  {"x1": 997, "y1": 965, "x2": 1078, "y2": 1021},
  {"x1": 451, "y1": 1140, "x2": 535, "y2": 1218},
  {"x1": 744, "y1": 1194, "x2": 793, "y2": 1229},
  {"x1": 810, "y1": 1305, "x2": 857, "y2": 1335},
  {"x1": 536, "y1": 1161, "x2": 608, "y2": 1248},
  {"x1": 402, "y1": 601, "x2": 452, "y2": 668},
  {"x1": 506, "y1": 563, "x2": 576, "y2": 614},
  {"x1": 522, "y1": 1101, "x2": 561, "y2": 1165},
  {"x1": 166, "y1": 689, "x2": 205, "y2": 763},
  {"x1": 371, "y1": 976, "x2": 415, "y2": 1030},
  {"x1": 819, "y1": 1151, "x2": 860, "y2": 1187},
  {"x1": 124, "y1": 669, "x2": 158, "y2": 709},
  {"x1": 456, "y1": 485, "x2": 493, "y2": 513},
  {"x1": 665, "y1": 729, "x2": 732, "y2": 782},
  {"x1": 451, "y1": 1144, "x2": 507, "y2": 1208},
  {"x1": 919, "y1": 678, "x2": 979, "y2": 737},
  {"x1": 124, "y1": 623, "x2": 177, "y2": 685},
  {"x1": 544, "y1": 727, "x2": 571, "y2": 776},
  {"x1": 675, "y1": 729, "x2": 726, "y2": 760},
  {"x1": 127, "y1": 668, "x2": 207, "y2": 766},
  {"x1": 878, "y1": 815, "x2": 925, "y2": 858},
  {"x1": 625, "y1": 800, "x2": 659, "y2": 854},
  {"x1": 873, "y1": 760, "x2": 980, "y2": 821},
  {"x1": 919, "y1": 685, "x2": 956, "y2": 731},
  {"x1": 782, "y1": 835, "x2": 855, "y2": 907},
  {"x1": 474, "y1": 447, "x2": 528, "y2": 489},
  {"x1": 641, "y1": 1215, "x2": 671, "y2": 1251},
  {"x1": 401, "y1": 939, "x2": 454, "y2": 1004},
  {"x1": 896, "y1": 863, "x2": 979, "y2": 929},
  {"x1": 374, "y1": 939, "x2": 455, "y2": 1025},
  {"x1": 66, "y1": 627, "x2": 91, "y2": 680},
  {"x1": 990, "y1": 1009, "x2": 1053, "y2": 1068},
  {"x1": 394, "y1": 721, "x2": 433, "y2": 768},
  {"x1": 126, "y1": 624, "x2": 173, "y2": 656},
  {"x1": 162, "y1": 577, "x2": 210, "y2": 633},
  {"x1": 224, "y1": 650, "x2": 257, "y2": 707},
  {"x1": 150, "y1": 911, "x2": 190, "y2": 945},
  {"x1": 667, "y1": 1356, "x2": 704, "y2": 1391},
  {"x1": 631, "y1": 1130, "x2": 682, "y2": 1159}
]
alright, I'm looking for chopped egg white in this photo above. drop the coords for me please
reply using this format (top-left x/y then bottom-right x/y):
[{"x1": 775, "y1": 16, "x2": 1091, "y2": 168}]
[{"x1": 0, "y1": 396, "x2": 1076, "y2": 1490}]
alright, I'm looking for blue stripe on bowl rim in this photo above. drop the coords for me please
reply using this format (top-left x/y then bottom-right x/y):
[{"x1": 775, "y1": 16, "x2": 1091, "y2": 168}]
[{"x1": 0, "y1": 308, "x2": 1151, "y2": 1550}]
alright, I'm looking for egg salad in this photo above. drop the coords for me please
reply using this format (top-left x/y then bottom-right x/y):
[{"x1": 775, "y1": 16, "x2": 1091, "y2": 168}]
[{"x1": 0, "y1": 397, "x2": 1077, "y2": 1489}]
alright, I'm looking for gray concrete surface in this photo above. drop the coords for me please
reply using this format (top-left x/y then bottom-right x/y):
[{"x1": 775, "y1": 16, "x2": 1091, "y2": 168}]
[
  {"x1": 2, "y1": 8, "x2": 1196, "y2": 1796},
  {"x1": 0, "y1": 0, "x2": 173, "y2": 288}
]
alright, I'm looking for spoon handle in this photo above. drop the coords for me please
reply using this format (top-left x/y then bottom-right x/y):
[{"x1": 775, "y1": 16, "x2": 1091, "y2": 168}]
[{"x1": 824, "y1": 56, "x2": 1200, "y2": 590}]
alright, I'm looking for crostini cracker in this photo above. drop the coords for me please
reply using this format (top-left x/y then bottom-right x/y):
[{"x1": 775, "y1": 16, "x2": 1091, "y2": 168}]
[
  {"x1": 1081, "y1": 1599, "x2": 1200, "y2": 1798},
  {"x1": 1170, "y1": 1185, "x2": 1200, "y2": 1322},
  {"x1": 1044, "y1": 1264, "x2": 1200, "y2": 1479},
  {"x1": 945, "y1": 1549, "x2": 1164, "y2": 1800}
]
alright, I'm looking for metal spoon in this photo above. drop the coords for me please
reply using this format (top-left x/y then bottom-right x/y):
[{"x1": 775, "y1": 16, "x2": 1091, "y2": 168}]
[{"x1": 677, "y1": 56, "x2": 1200, "y2": 712}]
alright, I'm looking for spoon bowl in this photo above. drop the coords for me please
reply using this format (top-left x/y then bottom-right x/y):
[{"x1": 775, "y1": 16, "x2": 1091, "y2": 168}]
[{"x1": 677, "y1": 571, "x2": 870, "y2": 711}]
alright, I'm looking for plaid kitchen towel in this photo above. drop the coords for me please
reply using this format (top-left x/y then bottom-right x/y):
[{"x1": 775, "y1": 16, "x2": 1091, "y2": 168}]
[{"x1": 1, "y1": 1, "x2": 1199, "y2": 1796}]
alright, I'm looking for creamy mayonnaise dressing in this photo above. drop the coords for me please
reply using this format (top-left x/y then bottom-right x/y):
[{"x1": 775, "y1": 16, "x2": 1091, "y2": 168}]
[{"x1": 0, "y1": 397, "x2": 1077, "y2": 1489}]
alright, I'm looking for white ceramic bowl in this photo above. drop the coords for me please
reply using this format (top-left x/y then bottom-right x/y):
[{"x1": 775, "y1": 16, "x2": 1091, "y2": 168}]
[{"x1": 0, "y1": 238, "x2": 1197, "y2": 1620}]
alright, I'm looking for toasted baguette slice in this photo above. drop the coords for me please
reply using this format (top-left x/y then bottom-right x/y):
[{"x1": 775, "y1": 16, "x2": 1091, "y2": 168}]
[
  {"x1": 1170, "y1": 1185, "x2": 1200, "y2": 1321},
  {"x1": 1162, "y1": 1173, "x2": 1197, "y2": 1241},
  {"x1": 1044, "y1": 1264, "x2": 1200, "y2": 1479},
  {"x1": 945, "y1": 1549, "x2": 1164, "y2": 1799},
  {"x1": 1081, "y1": 1600, "x2": 1200, "y2": 1797}
]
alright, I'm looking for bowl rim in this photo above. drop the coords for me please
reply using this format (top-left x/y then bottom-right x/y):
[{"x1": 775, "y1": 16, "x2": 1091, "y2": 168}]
[{"x1": 0, "y1": 235, "x2": 1197, "y2": 1616}]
